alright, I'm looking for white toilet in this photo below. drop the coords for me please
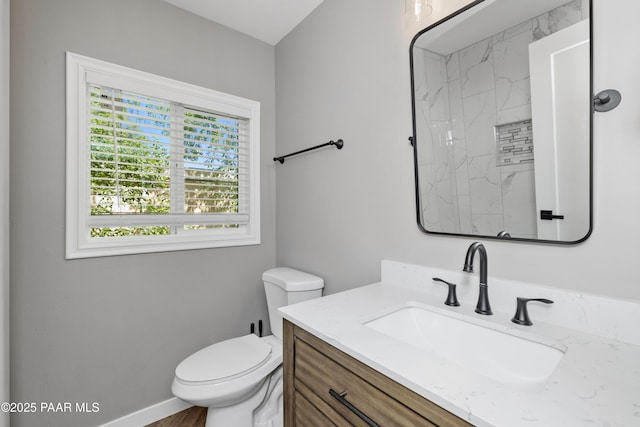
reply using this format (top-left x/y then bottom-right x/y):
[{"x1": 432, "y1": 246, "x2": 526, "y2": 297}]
[{"x1": 171, "y1": 268, "x2": 324, "y2": 427}]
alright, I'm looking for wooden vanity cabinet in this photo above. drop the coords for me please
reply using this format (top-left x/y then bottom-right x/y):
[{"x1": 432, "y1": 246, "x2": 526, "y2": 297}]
[{"x1": 283, "y1": 319, "x2": 473, "y2": 427}]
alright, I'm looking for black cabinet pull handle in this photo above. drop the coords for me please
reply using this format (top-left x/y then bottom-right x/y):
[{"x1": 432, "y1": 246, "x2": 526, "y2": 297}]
[{"x1": 329, "y1": 389, "x2": 380, "y2": 427}]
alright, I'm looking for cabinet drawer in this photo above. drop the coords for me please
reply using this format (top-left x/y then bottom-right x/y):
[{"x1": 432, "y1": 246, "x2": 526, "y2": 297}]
[
  {"x1": 295, "y1": 390, "x2": 345, "y2": 427},
  {"x1": 295, "y1": 338, "x2": 435, "y2": 427}
]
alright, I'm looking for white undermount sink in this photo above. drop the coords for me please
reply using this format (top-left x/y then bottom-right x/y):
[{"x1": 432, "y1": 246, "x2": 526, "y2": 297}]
[{"x1": 364, "y1": 302, "x2": 565, "y2": 386}]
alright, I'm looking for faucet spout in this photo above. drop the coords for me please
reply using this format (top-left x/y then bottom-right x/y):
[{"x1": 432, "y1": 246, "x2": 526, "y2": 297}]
[
  {"x1": 463, "y1": 242, "x2": 492, "y2": 315},
  {"x1": 463, "y1": 242, "x2": 487, "y2": 285}
]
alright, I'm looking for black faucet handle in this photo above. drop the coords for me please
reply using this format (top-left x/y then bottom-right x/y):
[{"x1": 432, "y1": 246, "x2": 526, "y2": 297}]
[
  {"x1": 432, "y1": 278, "x2": 460, "y2": 307},
  {"x1": 511, "y1": 297, "x2": 554, "y2": 326}
]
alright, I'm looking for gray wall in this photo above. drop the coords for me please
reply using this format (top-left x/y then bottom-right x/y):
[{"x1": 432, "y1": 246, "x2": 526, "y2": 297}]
[
  {"x1": 10, "y1": 1, "x2": 275, "y2": 426},
  {"x1": 275, "y1": 0, "x2": 640, "y2": 300},
  {"x1": 1, "y1": 0, "x2": 9, "y2": 425}
]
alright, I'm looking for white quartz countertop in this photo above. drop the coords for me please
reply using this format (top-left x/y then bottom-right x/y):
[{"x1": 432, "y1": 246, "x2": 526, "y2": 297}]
[{"x1": 279, "y1": 261, "x2": 640, "y2": 427}]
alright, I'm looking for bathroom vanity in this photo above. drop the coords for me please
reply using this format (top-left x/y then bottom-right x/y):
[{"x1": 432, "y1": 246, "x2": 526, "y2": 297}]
[
  {"x1": 283, "y1": 319, "x2": 471, "y2": 426},
  {"x1": 279, "y1": 261, "x2": 640, "y2": 426}
]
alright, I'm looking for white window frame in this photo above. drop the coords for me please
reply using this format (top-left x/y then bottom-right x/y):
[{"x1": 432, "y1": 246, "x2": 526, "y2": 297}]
[{"x1": 66, "y1": 52, "x2": 260, "y2": 259}]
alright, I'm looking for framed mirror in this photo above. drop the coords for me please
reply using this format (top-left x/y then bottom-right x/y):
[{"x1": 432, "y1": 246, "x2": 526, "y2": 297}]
[{"x1": 410, "y1": 0, "x2": 592, "y2": 244}]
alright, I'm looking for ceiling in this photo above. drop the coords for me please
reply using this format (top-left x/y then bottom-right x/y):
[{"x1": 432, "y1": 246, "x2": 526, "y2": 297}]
[{"x1": 164, "y1": 0, "x2": 325, "y2": 45}]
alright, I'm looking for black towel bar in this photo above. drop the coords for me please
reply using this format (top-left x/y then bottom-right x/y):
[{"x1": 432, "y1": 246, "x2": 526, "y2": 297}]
[{"x1": 273, "y1": 139, "x2": 344, "y2": 164}]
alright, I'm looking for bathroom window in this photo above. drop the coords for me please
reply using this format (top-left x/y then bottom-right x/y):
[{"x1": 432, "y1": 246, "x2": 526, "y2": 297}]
[{"x1": 66, "y1": 52, "x2": 261, "y2": 259}]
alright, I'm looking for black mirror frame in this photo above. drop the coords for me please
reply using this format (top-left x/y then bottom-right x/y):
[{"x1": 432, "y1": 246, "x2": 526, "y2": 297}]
[{"x1": 409, "y1": 0, "x2": 593, "y2": 245}]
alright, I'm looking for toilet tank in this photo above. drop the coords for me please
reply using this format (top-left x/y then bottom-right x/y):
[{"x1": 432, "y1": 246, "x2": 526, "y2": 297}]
[{"x1": 262, "y1": 268, "x2": 324, "y2": 340}]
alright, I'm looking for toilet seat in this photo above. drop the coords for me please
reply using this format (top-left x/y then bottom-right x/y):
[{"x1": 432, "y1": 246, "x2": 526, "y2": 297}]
[
  {"x1": 172, "y1": 335, "x2": 283, "y2": 408},
  {"x1": 175, "y1": 334, "x2": 272, "y2": 386}
]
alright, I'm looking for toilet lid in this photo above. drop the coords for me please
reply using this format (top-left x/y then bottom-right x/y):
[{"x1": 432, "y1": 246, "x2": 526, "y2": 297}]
[{"x1": 175, "y1": 334, "x2": 272, "y2": 384}]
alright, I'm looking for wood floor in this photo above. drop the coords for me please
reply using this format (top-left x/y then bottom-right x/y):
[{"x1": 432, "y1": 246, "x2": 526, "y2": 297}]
[{"x1": 145, "y1": 406, "x2": 207, "y2": 427}]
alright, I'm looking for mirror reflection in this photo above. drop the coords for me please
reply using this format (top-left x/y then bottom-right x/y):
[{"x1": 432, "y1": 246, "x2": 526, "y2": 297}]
[{"x1": 410, "y1": 0, "x2": 591, "y2": 243}]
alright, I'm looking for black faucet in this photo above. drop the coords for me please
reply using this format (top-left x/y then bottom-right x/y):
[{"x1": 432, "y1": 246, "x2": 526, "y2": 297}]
[{"x1": 463, "y1": 242, "x2": 492, "y2": 315}]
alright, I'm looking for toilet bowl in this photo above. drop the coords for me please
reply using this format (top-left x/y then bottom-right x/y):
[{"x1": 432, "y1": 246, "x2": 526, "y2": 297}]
[{"x1": 171, "y1": 268, "x2": 324, "y2": 427}]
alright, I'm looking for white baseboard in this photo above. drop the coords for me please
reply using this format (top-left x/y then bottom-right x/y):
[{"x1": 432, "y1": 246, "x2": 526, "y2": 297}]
[{"x1": 99, "y1": 397, "x2": 193, "y2": 427}]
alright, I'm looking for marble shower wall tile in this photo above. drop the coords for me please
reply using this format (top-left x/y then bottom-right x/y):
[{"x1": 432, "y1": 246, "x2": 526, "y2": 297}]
[
  {"x1": 454, "y1": 139, "x2": 472, "y2": 233},
  {"x1": 418, "y1": 162, "x2": 441, "y2": 231},
  {"x1": 453, "y1": 139, "x2": 469, "y2": 198},
  {"x1": 471, "y1": 213, "x2": 504, "y2": 235},
  {"x1": 462, "y1": 90, "x2": 497, "y2": 157},
  {"x1": 415, "y1": 102, "x2": 433, "y2": 166},
  {"x1": 459, "y1": 38, "x2": 495, "y2": 98},
  {"x1": 413, "y1": 49, "x2": 434, "y2": 166},
  {"x1": 468, "y1": 154, "x2": 503, "y2": 215},
  {"x1": 447, "y1": 78, "x2": 465, "y2": 141},
  {"x1": 433, "y1": 138, "x2": 453, "y2": 183},
  {"x1": 493, "y1": 29, "x2": 533, "y2": 113},
  {"x1": 412, "y1": 47, "x2": 428, "y2": 101},
  {"x1": 533, "y1": 0, "x2": 583, "y2": 40},
  {"x1": 458, "y1": 195, "x2": 473, "y2": 235},
  {"x1": 445, "y1": 52, "x2": 460, "y2": 82},
  {"x1": 436, "y1": 177, "x2": 459, "y2": 233},
  {"x1": 424, "y1": 52, "x2": 450, "y2": 121},
  {"x1": 414, "y1": 48, "x2": 443, "y2": 166},
  {"x1": 493, "y1": 20, "x2": 531, "y2": 44},
  {"x1": 445, "y1": 48, "x2": 471, "y2": 232},
  {"x1": 497, "y1": 103, "x2": 532, "y2": 126},
  {"x1": 414, "y1": 47, "x2": 460, "y2": 231}
]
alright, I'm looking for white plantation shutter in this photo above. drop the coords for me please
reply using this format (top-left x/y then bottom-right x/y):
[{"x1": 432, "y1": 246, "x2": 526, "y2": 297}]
[
  {"x1": 66, "y1": 52, "x2": 260, "y2": 258},
  {"x1": 87, "y1": 85, "x2": 250, "y2": 230},
  {"x1": 182, "y1": 107, "x2": 250, "y2": 218},
  {"x1": 88, "y1": 86, "x2": 172, "y2": 222}
]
